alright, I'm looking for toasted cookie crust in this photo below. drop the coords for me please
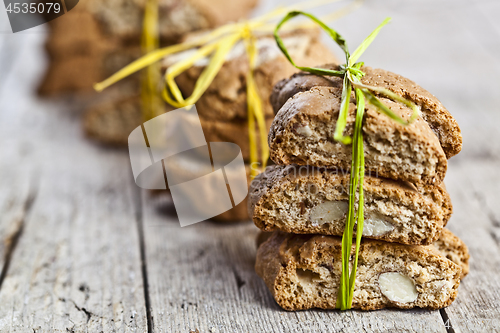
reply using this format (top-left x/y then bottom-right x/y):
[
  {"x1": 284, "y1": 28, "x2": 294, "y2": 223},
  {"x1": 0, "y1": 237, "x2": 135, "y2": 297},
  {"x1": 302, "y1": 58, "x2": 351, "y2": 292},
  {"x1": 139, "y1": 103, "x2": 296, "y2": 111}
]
[
  {"x1": 269, "y1": 85, "x2": 448, "y2": 185},
  {"x1": 256, "y1": 228, "x2": 469, "y2": 279},
  {"x1": 83, "y1": 97, "x2": 272, "y2": 161},
  {"x1": 270, "y1": 65, "x2": 462, "y2": 158},
  {"x1": 433, "y1": 228, "x2": 470, "y2": 278},
  {"x1": 46, "y1": 0, "x2": 258, "y2": 45},
  {"x1": 86, "y1": 0, "x2": 259, "y2": 43},
  {"x1": 197, "y1": 117, "x2": 274, "y2": 163},
  {"x1": 255, "y1": 231, "x2": 462, "y2": 311},
  {"x1": 38, "y1": 0, "x2": 258, "y2": 95},
  {"x1": 163, "y1": 29, "x2": 337, "y2": 121},
  {"x1": 249, "y1": 165, "x2": 452, "y2": 245}
]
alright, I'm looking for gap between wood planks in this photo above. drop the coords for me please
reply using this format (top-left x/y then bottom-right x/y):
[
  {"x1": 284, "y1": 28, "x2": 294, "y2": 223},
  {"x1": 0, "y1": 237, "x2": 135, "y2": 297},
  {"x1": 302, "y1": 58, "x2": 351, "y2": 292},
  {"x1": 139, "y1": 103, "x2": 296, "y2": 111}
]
[
  {"x1": 0, "y1": 181, "x2": 38, "y2": 291},
  {"x1": 133, "y1": 184, "x2": 154, "y2": 333},
  {"x1": 440, "y1": 309, "x2": 456, "y2": 333}
]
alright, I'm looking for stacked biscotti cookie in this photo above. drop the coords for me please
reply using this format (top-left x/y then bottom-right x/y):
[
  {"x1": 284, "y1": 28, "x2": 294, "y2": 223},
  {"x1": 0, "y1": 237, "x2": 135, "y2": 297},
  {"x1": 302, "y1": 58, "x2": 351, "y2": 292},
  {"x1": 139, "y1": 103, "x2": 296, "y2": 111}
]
[
  {"x1": 249, "y1": 64, "x2": 470, "y2": 310},
  {"x1": 86, "y1": 29, "x2": 337, "y2": 222}
]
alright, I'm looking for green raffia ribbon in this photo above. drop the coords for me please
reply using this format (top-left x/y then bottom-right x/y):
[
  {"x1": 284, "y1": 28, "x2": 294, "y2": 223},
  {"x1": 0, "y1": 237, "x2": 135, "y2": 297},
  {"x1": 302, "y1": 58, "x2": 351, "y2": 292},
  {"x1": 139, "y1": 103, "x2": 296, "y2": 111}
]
[{"x1": 274, "y1": 12, "x2": 420, "y2": 310}]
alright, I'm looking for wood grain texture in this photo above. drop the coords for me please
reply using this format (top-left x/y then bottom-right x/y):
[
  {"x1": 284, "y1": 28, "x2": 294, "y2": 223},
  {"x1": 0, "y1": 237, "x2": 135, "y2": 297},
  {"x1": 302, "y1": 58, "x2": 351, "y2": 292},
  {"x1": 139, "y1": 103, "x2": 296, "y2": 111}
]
[
  {"x1": 442, "y1": 160, "x2": 500, "y2": 333},
  {"x1": 0, "y1": 14, "x2": 36, "y2": 284},
  {"x1": 0, "y1": 32, "x2": 147, "y2": 332},
  {"x1": 143, "y1": 195, "x2": 447, "y2": 333},
  {"x1": 0, "y1": 0, "x2": 499, "y2": 332},
  {"x1": 0, "y1": 157, "x2": 32, "y2": 282},
  {"x1": 435, "y1": 2, "x2": 500, "y2": 332}
]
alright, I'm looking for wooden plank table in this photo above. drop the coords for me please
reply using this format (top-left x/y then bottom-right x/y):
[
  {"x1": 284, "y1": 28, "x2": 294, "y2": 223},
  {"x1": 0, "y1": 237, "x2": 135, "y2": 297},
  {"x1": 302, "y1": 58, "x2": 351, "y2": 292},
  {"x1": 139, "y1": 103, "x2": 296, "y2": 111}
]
[{"x1": 0, "y1": 0, "x2": 499, "y2": 332}]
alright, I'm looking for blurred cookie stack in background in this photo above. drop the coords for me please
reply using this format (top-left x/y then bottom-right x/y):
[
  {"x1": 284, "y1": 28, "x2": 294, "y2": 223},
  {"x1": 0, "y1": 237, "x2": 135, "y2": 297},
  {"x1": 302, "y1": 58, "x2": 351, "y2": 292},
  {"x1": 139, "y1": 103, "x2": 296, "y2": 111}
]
[
  {"x1": 38, "y1": 0, "x2": 259, "y2": 136},
  {"x1": 160, "y1": 28, "x2": 337, "y2": 221},
  {"x1": 84, "y1": 26, "x2": 338, "y2": 222},
  {"x1": 250, "y1": 66, "x2": 470, "y2": 310},
  {"x1": 40, "y1": 0, "x2": 344, "y2": 223}
]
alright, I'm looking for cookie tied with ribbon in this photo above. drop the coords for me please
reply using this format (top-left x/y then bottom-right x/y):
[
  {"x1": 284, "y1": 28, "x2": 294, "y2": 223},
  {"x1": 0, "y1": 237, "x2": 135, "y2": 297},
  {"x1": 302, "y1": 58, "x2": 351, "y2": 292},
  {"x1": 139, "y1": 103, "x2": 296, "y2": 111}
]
[
  {"x1": 262, "y1": 12, "x2": 464, "y2": 310},
  {"x1": 93, "y1": 0, "x2": 362, "y2": 177}
]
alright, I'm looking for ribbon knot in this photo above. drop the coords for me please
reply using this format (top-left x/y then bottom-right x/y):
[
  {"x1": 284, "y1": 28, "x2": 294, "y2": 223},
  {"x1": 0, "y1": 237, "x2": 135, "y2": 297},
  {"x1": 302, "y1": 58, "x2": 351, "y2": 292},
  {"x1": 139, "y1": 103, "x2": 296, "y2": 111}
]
[
  {"x1": 239, "y1": 23, "x2": 253, "y2": 40},
  {"x1": 346, "y1": 65, "x2": 365, "y2": 81}
]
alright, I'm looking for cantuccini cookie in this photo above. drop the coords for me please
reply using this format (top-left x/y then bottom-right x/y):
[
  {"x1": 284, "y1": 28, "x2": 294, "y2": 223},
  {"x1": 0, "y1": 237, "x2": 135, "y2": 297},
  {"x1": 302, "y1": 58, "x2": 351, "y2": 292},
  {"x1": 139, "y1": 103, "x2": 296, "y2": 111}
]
[
  {"x1": 256, "y1": 17, "x2": 467, "y2": 313},
  {"x1": 270, "y1": 65, "x2": 462, "y2": 158},
  {"x1": 154, "y1": 153, "x2": 255, "y2": 222},
  {"x1": 255, "y1": 228, "x2": 469, "y2": 279},
  {"x1": 83, "y1": 97, "x2": 273, "y2": 161},
  {"x1": 433, "y1": 228, "x2": 470, "y2": 278},
  {"x1": 249, "y1": 165, "x2": 452, "y2": 245},
  {"x1": 43, "y1": 10, "x2": 115, "y2": 60},
  {"x1": 255, "y1": 229, "x2": 469, "y2": 279},
  {"x1": 162, "y1": 29, "x2": 337, "y2": 121},
  {"x1": 39, "y1": 0, "x2": 258, "y2": 96},
  {"x1": 198, "y1": 117, "x2": 274, "y2": 163},
  {"x1": 86, "y1": 0, "x2": 259, "y2": 43},
  {"x1": 39, "y1": 47, "x2": 141, "y2": 96},
  {"x1": 83, "y1": 96, "x2": 147, "y2": 146},
  {"x1": 269, "y1": 84, "x2": 448, "y2": 185},
  {"x1": 44, "y1": 0, "x2": 258, "y2": 45},
  {"x1": 255, "y1": 231, "x2": 463, "y2": 311}
]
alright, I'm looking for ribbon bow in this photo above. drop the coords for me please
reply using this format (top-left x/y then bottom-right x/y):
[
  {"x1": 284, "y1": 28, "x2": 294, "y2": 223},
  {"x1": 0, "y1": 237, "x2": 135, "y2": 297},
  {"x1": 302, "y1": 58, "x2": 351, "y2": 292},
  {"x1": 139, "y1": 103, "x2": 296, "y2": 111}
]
[
  {"x1": 94, "y1": 0, "x2": 363, "y2": 177},
  {"x1": 274, "y1": 12, "x2": 420, "y2": 310},
  {"x1": 157, "y1": 21, "x2": 269, "y2": 176}
]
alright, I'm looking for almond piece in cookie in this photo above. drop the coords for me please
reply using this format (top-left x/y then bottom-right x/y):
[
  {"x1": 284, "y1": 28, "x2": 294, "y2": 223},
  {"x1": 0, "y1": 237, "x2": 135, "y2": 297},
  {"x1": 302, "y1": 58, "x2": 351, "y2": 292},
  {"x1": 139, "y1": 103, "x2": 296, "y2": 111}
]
[
  {"x1": 255, "y1": 231, "x2": 462, "y2": 311},
  {"x1": 249, "y1": 164, "x2": 452, "y2": 245},
  {"x1": 269, "y1": 85, "x2": 448, "y2": 185}
]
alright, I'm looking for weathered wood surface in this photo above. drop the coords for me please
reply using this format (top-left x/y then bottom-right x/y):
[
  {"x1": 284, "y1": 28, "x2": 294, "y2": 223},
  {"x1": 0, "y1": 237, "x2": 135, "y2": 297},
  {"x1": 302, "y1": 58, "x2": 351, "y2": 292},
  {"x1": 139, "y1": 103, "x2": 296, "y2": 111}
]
[
  {"x1": 143, "y1": 196, "x2": 449, "y2": 333},
  {"x1": 0, "y1": 13, "x2": 35, "y2": 292},
  {"x1": 0, "y1": 0, "x2": 500, "y2": 332},
  {"x1": 142, "y1": 1, "x2": 500, "y2": 332},
  {"x1": 0, "y1": 32, "x2": 147, "y2": 332}
]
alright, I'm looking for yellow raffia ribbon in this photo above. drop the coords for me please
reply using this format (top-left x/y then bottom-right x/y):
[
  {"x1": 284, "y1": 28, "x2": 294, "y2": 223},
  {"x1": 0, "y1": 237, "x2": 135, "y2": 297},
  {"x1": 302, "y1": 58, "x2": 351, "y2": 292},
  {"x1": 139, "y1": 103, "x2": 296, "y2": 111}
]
[
  {"x1": 161, "y1": 32, "x2": 242, "y2": 108},
  {"x1": 94, "y1": 0, "x2": 363, "y2": 174},
  {"x1": 242, "y1": 25, "x2": 269, "y2": 177},
  {"x1": 141, "y1": 0, "x2": 161, "y2": 122}
]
